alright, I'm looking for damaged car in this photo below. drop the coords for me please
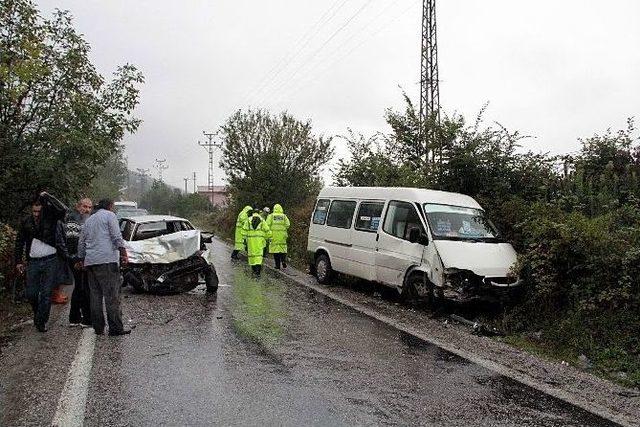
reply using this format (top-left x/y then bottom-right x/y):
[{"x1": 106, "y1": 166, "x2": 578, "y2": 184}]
[
  {"x1": 119, "y1": 215, "x2": 218, "y2": 294},
  {"x1": 307, "y1": 187, "x2": 521, "y2": 304}
]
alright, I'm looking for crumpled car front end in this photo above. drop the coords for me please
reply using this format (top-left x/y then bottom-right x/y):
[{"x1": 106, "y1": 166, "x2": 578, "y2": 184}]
[
  {"x1": 123, "y1": 254, "x2": 216, "y2": 294},
  {"x1": 122, "y1": 230, "x2": 218, "y2": 294}
]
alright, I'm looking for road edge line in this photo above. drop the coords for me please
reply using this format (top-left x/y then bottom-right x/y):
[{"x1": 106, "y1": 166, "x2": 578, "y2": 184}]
[{"x1": 51, "y1": 328, "x2": 96, "y2": 427}]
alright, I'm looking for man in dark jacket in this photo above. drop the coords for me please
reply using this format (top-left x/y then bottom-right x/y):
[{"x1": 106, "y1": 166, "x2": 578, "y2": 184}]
[
  {"x1": 59, "y1": 198, "x2": 93, "y2": 327},
  {"x1": 14, "y1": 192, "x2": 68, "y2": 332}
]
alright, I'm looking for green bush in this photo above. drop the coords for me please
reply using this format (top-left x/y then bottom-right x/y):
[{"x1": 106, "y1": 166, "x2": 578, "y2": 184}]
[
  {"x1": 506, "y1": 203, "x2": 640, "y2": 386},
  {"x1": 0, "y1": 223, "x2": 17, "y2": 290}
]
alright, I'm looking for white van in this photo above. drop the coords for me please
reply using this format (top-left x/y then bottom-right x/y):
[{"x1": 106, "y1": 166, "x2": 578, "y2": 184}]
[{"x1": 307, "y1": 187, "x2": 521, "y2": 302}]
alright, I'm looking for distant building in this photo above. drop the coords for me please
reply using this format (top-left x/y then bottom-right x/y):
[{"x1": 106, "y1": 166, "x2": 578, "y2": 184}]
[{"x1": 197, "y1": 185, "x2": 228, "y2": 207}]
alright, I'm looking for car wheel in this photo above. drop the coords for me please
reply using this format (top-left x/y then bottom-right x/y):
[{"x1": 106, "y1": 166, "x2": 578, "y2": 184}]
[
  {"x1": 204, "y1": 265, "x2": 219, "y2": 293},
  {"x1": 401, "y1": 274, "x2": 434, "y2": 306},
  {"x1": 315, "y1": 254, "x2": 333, "y2": 285},
  {"x1": 124, "y1": 270, "x2": 147, "y2": 293}
]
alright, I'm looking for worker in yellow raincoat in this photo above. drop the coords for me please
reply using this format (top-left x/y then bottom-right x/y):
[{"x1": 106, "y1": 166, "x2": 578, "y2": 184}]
[
  {"x1": 231, "y1": 205, "x2": 252, "y2": 260},
  {"x1": 265, "y1": 204, "x2": 290, "y2": 269},
  {"x1": 242, "y1": 210, "x2": 270, "y2": 276}
]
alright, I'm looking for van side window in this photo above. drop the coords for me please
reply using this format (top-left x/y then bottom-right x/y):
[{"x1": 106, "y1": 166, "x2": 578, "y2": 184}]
[
  {"x1": 313, "y1": 199, "x2": 331, "y2": 225},
  {"x1": 355, "y1": 202, "x2": 384, "y2": 232},
  {"x1": 382, "y1": 201, "x2": 425, "y2": 241},
  {"x1": 326, "y1": 200, "x2": 357, "y2": 229}
]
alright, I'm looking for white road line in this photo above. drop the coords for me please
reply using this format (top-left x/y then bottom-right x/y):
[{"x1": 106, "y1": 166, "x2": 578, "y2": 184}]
[{"x1": 51, "y1": 328, "x2": 96, "y2": 427}]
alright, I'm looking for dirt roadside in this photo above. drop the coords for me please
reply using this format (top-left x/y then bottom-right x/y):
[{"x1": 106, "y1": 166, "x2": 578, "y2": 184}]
[{"x1": 0, "y1": 292, "x2": 32, "y2": 355}]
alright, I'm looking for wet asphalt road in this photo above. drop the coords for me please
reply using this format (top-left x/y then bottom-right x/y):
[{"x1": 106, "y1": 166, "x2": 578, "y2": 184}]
[{"x1": 1, "y1": 239, "x2": 621, "y2": 426}]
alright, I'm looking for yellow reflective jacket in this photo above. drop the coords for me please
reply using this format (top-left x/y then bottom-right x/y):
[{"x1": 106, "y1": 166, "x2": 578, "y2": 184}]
[
  {"x1": 265, "y1": 204, "x2": 290, "y2": 254},
  {"x1": 234, "y1": 206, "x2": 252, "y2": 251},
  {"x1": 242, "y1": 213, "x2": 270, "y2": 266}
]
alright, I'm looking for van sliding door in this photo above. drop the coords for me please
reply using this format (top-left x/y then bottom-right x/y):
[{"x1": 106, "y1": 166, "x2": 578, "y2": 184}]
[
  {"x1": 324, "y1": 200, "x2": 356, "y2": 274},
  {"x1": 351, "y1": 201, "x2": 385, "y2": 281}
]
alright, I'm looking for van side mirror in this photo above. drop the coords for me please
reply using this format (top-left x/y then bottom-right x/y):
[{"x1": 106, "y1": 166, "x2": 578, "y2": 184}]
[{"x1": 408, "y1": 227, "x2": 429, "y2": 246}]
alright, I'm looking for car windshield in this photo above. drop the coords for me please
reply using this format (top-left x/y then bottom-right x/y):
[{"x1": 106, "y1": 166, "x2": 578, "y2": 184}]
[{"x1": 423, "y1": 203, "x2": 500, "y2": 241}]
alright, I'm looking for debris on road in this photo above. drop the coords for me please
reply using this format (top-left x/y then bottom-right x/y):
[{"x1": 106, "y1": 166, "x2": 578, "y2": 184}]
[{"x1": 449, "y1": 314, "x2": 505, "y2": 337}]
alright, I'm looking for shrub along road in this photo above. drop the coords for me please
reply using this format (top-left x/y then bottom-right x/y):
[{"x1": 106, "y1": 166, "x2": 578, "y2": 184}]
[{"x1": 0, "y1": 239, "x2": 635, "y2": 426}]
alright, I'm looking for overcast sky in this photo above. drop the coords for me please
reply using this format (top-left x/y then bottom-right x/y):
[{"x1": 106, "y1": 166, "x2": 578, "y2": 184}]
[{"x1": 37, "y1": 0, "x2": 640, "y2": 190}]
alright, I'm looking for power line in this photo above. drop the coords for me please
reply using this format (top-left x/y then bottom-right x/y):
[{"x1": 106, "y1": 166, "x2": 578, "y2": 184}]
[
  {"x1": 272, "y1": 1, "x2": 417, "y2": 106},
  {"x1": 258, "y1": 0, "x2": 374, "y2": 105},
  {"x1": 199, "y1": 131, "x2": 222, "y2": 194},
  {"x1": 245, "y1": 0, "x2": 349, "y2": 106},
  {"x1": 419, "y1": 0, "x2": 441, "y2": 165},
  {"x1": 153, "y1": 159, "x2": 168, "y2": 182}
]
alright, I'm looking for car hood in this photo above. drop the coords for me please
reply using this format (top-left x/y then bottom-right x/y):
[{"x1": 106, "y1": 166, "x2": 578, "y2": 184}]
[
  {"x1": 126, "y1": 230, "x2": 201, "y2": 264},
  {"x1": 433, "y1": 240, "x2": 518, "y2": 277}
]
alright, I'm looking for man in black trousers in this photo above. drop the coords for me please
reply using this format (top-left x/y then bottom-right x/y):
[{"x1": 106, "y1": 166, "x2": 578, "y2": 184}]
[
  {"x1": 60, "y1": 197, "x2": 93, "y2": 327},
  {"x1": 77, "y1": 199, "x2": 131, "y2": 336}
]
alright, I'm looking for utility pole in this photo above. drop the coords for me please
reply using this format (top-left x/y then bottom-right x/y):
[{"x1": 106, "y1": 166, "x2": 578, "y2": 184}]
[
  {"x1": 419, "y1": 0, "x2": 441, "y2": 166},
  {"x1": 154, "y1": 158, "x2": 168, "y2": 182},
  {"x1": 192, "y1": 172, "x2": 197, "y2": 194},
  {"x1": 183, "y1": 177, "x2": 189, "y2": 194},
  {"x1": 199, "y1": 131, "x2": 222, "y2": 197},
  {"x1": 136, "y1": 168, "x2": 150, "y2": 195}
]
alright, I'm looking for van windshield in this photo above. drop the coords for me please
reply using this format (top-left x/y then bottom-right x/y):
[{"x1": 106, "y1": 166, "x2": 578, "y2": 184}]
[{"x1": 423, "y1": 204, "x2": 500, "y2": 242}]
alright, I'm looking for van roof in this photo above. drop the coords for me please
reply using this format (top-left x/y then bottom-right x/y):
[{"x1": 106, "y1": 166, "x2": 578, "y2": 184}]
[{"x1": 318, "y1": 187, "x2": 482, "y2": 209}]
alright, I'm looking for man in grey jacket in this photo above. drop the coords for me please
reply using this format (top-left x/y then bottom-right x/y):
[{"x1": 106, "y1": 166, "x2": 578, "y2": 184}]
[{"x1": 77, "y1": 199, "x2": 131, "y2": 336}]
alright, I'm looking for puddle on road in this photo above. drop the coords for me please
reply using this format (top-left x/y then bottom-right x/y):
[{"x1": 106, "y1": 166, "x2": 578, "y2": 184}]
[{"x1": 230, "y1": 270, "x2": 287, "y2": 349}]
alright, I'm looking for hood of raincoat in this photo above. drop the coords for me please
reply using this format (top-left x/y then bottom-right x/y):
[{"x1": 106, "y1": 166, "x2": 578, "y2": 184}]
[
  {"x1": 242, "y1": 205, "x2": 252, "y2": 215},
  {"x1": 250, "y1": 213, "x2": 263, "y2": 230},
  {"x1": 273, "y1": 204, "x2": 284, "y2": 214}
]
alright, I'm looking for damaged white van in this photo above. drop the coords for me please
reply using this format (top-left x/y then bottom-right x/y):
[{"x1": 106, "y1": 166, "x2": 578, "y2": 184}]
[{"x1": 307, "y1": 187, "x2": 521, "y2": 303}]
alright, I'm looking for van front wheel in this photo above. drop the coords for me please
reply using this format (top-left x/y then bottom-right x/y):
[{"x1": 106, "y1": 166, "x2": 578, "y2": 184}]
[
  {"x1": 315, "y1": 254, "x2": 333, "y2": 285},
  {"x1": 401, "y1": 274, "x2": 434, "y2": 306}
]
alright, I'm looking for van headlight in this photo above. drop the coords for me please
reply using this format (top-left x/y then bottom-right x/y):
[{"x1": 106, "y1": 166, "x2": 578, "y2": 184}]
[{"x1": 444, "y1": 269, "x2": 481, "y2": 291}]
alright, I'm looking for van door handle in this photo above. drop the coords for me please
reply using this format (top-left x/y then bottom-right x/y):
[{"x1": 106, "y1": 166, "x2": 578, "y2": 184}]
[{"x1": 375, "y1": 234, "x2": 379, "y2": 242}]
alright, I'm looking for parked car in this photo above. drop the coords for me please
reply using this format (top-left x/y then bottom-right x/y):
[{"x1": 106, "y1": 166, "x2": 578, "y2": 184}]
[
  {"x1": 114, "y1": 201, "x2": 138, "y2": 211},
  {"x1": 119, "y1": 215, "x2": 218, "y2": 294},
  {"x1": 116, "y1": 208, "x2": 149, "y2": 219},
  {"x1": 307, "y1": 187, "x2": 521, "y2": 303}
]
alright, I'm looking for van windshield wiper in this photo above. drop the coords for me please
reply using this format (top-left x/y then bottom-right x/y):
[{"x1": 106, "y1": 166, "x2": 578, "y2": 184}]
[{"x1": 434, "y1": 236, "x2": 502, "y2": 243}]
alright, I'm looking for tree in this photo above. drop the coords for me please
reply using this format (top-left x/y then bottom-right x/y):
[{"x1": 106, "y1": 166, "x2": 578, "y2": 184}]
[
  {"x1": 86, "y1": 151, "x2": 128, "y2": 201},
  {"x1": 139, "y1": 181, "x2": 212, "y2": 218},
  {"x1": 219, "y1": 109, "x2": 333, "y2": 209},
  {"x1": 334, "y1": 96, "x2": 556, "y2": 208},
  {"x1": 333, "y1": 129, "x2": 420, "y2": 187},
  {"x1": 0, "y1": 0, "x2": 143, "y2": 221},
  {"x1": 139, "y1": 181, "x2": 181, "y2": 215}
]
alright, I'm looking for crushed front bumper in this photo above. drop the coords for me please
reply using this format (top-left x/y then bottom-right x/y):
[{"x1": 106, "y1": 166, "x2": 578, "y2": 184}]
[
  {"x1": 123, "y1": 255, "x2": 211, "y2": 294},
  {"x1": 440, "y1": 269, "x2": 522, "y2": 303}
]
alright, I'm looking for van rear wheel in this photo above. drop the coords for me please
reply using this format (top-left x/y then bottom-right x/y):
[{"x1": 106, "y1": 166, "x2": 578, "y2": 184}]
[{"x1": 315, "y1": 254, "x2": 333, "y2": 285}]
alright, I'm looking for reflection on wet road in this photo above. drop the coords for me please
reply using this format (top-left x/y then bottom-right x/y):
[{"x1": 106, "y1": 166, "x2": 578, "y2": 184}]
[{"x1": 82, "y1": 240, "x2": 617, "y2": 426}]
